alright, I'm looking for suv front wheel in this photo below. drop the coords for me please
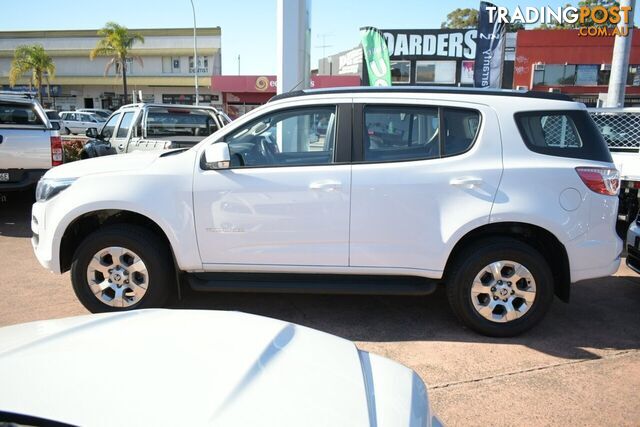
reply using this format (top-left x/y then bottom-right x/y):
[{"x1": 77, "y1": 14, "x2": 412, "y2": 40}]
[
  {"x1": 70, "y1": 224, "x2": 173, "y2": 313},
  {"x1": 446, "y1": 237, "x2": 554, "y2": 337}
]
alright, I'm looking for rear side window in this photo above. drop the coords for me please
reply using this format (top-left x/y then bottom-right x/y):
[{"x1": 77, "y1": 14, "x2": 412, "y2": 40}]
[
  {"x1": 45, "y1": 111, "x2": 61, "y2": 120},
  {"x1": 147, "y1": 107, "x2": 220, "y2": 137},
  {"x1": 363, "y1": 106, "x2": 480, "y2": 162},
  {"x1": 515, "y1": 110, "x2": 612, "y2": 162},
  {"x1": 0, "y1": 102, "x2": 43, "y2": 126}
]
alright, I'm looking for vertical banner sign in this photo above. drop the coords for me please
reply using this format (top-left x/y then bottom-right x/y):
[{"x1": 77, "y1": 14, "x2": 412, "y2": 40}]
[
  {"x1": 473, "y1": 1, "x2": 506, "y2": 88},
  {"x1": 361, "y1": 27, "x2": 392, "y2": 86}
]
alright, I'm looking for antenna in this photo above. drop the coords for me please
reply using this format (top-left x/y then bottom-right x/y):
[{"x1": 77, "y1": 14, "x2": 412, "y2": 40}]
[
  {"x1": 315, "y1": 33, "x2": 334, "y2": 60},
  {"x1": 287, "y1": 77, "x2": 307, "y2": 93}
]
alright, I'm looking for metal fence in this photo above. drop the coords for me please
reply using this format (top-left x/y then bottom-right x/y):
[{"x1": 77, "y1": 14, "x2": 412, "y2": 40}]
[{"x1": 588, "y1": 108, "x2": 640, "y2": 151}]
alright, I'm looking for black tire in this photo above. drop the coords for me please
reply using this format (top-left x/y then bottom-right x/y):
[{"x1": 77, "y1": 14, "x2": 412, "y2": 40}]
[
  {"x1": 64, "y1": 127, "x2": 71, "y2": 135},
  {"x1": 446, "y1": 237, "x2": 554, "y2": 337},
  {"x1": 70, "y1": 224, "x2": 174, "y2": 313}
]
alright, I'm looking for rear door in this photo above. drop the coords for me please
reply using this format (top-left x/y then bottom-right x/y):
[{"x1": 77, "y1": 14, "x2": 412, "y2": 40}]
[
  {"x1": 349, "y1": 99, "x2": 503, "y2": 273},
  {"x1": 0, "y1": 100, "x2": 51, "y2": 171},
  {"x1": 65, "y1": 113, "x2": 82, "y2": 134}
]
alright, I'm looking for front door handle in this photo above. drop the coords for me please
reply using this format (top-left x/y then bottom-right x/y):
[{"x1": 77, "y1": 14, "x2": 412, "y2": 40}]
[
  {"x1": 450, "y1": 177, "x2": 483, "y2": 189},
  {"x1": 309, "y1": 180, "x2": 342, "y2": 192}
]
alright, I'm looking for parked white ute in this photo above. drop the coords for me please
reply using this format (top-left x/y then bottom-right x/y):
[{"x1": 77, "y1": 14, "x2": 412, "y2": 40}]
[
  {"x1": 31, "y1": 87, "x2": 622, "y2": 337},
  {"x1": 0, "y1": 309, "x2": 441, "y2": 426}
]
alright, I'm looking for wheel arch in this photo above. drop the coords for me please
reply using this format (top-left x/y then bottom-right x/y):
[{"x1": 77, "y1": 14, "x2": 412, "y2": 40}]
[
  {"x1": 443, "y1": 221, "x2": 571, "y2": 302},
  {"x1": 59, "y1": 209, "x2": 177, "y2": 275}
]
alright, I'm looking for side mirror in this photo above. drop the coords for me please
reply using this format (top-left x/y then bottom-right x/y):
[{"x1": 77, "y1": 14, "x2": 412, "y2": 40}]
[
  {"x1": 86, "y1": 128, "x2": 98, "y2": 138},
  {"x1": 50, "y1": 121, "x2": 61, "y2": 131},
  {"x1": 204, "y1": 142, "x2": 231, "y2": 169}
]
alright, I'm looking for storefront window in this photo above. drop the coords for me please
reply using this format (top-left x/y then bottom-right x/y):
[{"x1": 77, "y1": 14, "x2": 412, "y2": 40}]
[
  {"x1": 628, "y1": 65, "x2": 640, "y2": 86},
  {"x1": 534, "y1": 64, "x2": 576, "y2": 86},
  {"x1": 415, "y1": 61, "x2": 457, "y2": 84},
  {"x1": 390, "y1": 61, "x2": 411, "y2": 83},
  {"x1": 575, "y1": 65, "x2": 598, "y2": 85}
]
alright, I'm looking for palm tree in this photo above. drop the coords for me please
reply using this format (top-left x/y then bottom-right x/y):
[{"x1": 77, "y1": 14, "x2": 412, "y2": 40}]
[
  {"x1": 90, "y1": 22, "x2": 144, "y2": 104},
  {"x1": 9, "y1": 45, "x2": 56, "y2": 103}
]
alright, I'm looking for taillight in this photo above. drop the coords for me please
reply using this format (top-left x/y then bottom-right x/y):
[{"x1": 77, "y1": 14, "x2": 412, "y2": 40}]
[
  {"x1": 575, "y1": 167, "x2": 620, "y2": 196},
  {"x1": 51, "y1": 135, "x2": 63, "y2": 166}
]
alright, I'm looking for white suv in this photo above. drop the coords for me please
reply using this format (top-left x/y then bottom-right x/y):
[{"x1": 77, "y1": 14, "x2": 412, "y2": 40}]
[{"x1": 31, "y1": 87, "x2": 621, "y2": 336}]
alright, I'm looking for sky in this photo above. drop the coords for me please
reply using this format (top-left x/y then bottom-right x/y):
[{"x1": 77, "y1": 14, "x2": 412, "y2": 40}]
[{"x1": 0, "y1": 0, "x2": 567, "y2": 75}]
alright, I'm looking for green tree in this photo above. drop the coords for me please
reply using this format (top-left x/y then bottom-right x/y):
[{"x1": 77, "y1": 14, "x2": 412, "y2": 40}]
[
  {"x1": 442, "y1": 8, "x2": 479, "y2": 29},
  {"x1": 9, "y1": 44, "x2": 56, "y2": 103},
  {"x1": 442, "y1": 7, "x2": 525, "y2": 32},
  {"x1": 90, "y1": 22, "x2": 144, "y2": 103}
]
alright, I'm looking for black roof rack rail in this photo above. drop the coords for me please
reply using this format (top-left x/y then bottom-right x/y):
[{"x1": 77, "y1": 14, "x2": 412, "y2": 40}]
[{"x1": 269, "y1": 86, "x2": 573, "y2": 102}]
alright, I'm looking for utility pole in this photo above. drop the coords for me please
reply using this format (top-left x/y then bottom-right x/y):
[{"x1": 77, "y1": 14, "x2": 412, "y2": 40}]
[
  {"x1": 605, "y1": 0, "x2": 635, "y2": 108},
  {"x1": 276, "y1": 0, "x2": 311, "y2": 94},
  {"x1": 238, "y1": 54, "x2": 241, "y2": 75},
  {"x1": 189, "y1": 0, "x2": 200, "y2": 105}
]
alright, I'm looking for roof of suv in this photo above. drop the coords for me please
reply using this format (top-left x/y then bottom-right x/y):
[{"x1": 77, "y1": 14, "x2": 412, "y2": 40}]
[
  {"x1": 118, "y1": 103, "x2": 220, "y2": 111},
  {"x1": 269, "y1": 86, "x2": 573, "y2": 102}
]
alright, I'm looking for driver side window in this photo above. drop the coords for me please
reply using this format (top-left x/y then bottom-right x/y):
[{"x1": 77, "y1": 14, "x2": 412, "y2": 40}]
[
  {"x1": 225, "y1": 106, "x2": 337, "y2": 168},
  {"x1": 101, "y1": 113, "x2": 121, "y2": 142}
]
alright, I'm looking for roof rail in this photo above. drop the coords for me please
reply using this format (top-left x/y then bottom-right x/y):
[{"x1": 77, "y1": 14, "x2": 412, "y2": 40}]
[
  {"x1": 0, "y1": 91, "x2": 34, "y2": 99},
  {"x1": 269, "y1": 86, "x2": 574, "y2": 102}
]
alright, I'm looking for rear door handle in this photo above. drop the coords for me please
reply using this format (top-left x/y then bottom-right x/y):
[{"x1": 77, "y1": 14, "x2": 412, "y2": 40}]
[
  {"x1": 309, "y1": 180, "x2": 342, "y2": 192},
  {"x1": 450, "y1": 177, "x2": 483, "y2": 189}
]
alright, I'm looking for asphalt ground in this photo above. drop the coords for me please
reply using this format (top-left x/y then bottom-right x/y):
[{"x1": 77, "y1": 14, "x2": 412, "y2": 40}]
[{"x1": 1, "y1": 190, "x2": 639, "y2": 426}]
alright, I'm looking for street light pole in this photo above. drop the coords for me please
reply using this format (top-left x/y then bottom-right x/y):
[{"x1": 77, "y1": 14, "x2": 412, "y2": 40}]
[{"x1": 189, "y1": 0, "x2": 199, "y2": 105}]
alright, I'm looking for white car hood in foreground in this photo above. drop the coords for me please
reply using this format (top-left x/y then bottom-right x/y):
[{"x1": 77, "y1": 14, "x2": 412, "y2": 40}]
[
  {"x1": 44, "y1": 150, "x2": 165, "y2": 180},
  {"x1": 0, "y1": 310, "x2": 438, "y2": 427}
]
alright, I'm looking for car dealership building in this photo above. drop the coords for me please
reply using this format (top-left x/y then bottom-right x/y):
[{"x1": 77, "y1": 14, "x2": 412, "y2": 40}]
[
  {"x1": 0, "y1": 27, "x2": 222, "y2": 111},
  {"x1": 514, "y1": 29, "x2": 640, "y2": 106}
]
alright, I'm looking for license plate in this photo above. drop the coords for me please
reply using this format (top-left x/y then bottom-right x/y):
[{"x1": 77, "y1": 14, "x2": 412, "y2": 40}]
[{"x1": 0, "y1": 173, "x2": 9, "y2": 182}]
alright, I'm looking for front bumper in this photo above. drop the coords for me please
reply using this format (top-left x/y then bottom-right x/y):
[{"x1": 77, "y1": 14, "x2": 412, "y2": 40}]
[
  {"x1": 626, "y1": 221, "x2": 640, "y2": 274},
  {"x1": 31, "y1": 201, "x2": 59, "y2": 273}
]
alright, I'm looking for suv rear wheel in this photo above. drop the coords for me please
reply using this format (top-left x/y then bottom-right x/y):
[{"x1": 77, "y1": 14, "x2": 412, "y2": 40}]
[
  {"x1": 70, "y1": 224, "x2": 173, "y2": 313},
  {"x1": 446, "y1": 237, "x2": 554, "y2": 337}
]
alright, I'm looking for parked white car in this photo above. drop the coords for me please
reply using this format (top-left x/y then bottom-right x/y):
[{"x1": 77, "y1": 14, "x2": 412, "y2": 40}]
[
  {"x1": 77, "y1": 107, "x2": 112, "y2": 119},
  {"x1": 0, "y1": 309, "x2": 441, "y2": 426},
  {"x1": 59, "y1": 111, "x2": 106, "y2": 134},
  {"x1": 31, "y1": 87, "x2": 622, "y2": 336}
]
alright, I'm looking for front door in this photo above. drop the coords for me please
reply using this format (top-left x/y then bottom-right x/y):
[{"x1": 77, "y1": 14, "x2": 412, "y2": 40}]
[
  {"x1": 193, "y1": 104, "x2": 352, "y2": 267},
  {"x1": 110, "y1": 111, "x2": 136, "y2": 154}
]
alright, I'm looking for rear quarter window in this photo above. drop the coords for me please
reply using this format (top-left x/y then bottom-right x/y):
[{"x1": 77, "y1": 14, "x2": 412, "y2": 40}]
[
  {"x1": 46, "y1": 111, "x2": 61, "y2": 120},
  {"x1": 0, "y1": 102, "x2": 44, "y2": 126},
  {"x1": 515, "y1": 110, "x2": 612, "y2": 162}
]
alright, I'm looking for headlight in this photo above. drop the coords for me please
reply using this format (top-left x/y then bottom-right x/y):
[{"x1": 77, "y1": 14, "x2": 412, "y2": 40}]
[{"x1": 35, "y1": 178, "x2": 76, "y2": 202}]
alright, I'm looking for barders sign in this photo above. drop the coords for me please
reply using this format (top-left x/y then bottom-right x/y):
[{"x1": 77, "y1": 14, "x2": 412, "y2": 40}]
[{"x1": 381, "y1": 29, "x2": 477, "y2": 60}]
